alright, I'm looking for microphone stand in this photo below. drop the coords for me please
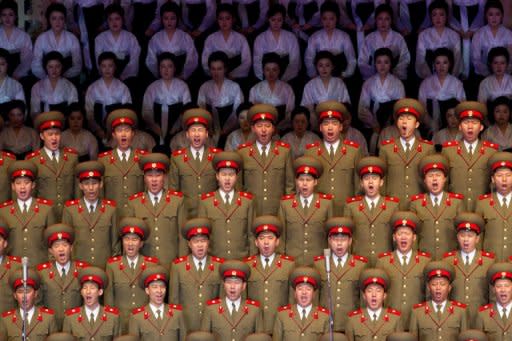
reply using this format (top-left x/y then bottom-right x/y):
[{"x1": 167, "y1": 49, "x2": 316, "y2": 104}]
[{"x1": 323, "y1": 249, "x2": 334, "y2": 341}]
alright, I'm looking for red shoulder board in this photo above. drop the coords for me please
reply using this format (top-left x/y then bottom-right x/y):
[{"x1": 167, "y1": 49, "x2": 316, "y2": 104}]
[
  {"x1": 343, "y1": 139, "x2": 359, "y2": 148},
  {"x1": 319, "y1": 193, "x2": 333, "y2": 200},
  {"x1": 212, "y1": 256, "x2": 224, "y2": 263},
  {"x1": 346, "y1": 196, "x2": 363, "y2": 203},
  {"x1": 26, "y1": 150, "x2": 41, "y2": 159},
  {"x1": 276, "y1": 141, "x2": 290, "y2": 148},
  {"x1": 387, "y1": 308, "x2": 401, "y2": 316},
  {"x1": 280, "y1": 255, "x2": 294, "y2": 261},
  {"x1": 209, "y1": 147, "x2": 222, "y2": 154},
  {"x1": 36, "y1": 198, "x2": 53, "y2": 206},
  {"x1": 420, "y1": 139, "x2": 433, "y2": 145},
  {"x1": 2, "y1": 309, "x2": 15, "y2": 317},
  {"x1": 172, "y1": 148, "x2": 186, "y2": 156},
  {"x1": 129, "y1": 192, "x2": 144, "y2": 201},
  {"x1": 74, "y1": 261, "x2": 88, "y2": 268},
  {"x1": 239, "y1": 191, "x2": 253, "y2": 199},
  {"x1": 243, "y1": 255, "x2": 256, "y2": 262},
  {"x1": 65, "y1": 307, "x2": 81, "y2": 316},
  {"x1": 281, "y1": 194, "x2": 295, "y2": 200},
  {"x1": 168, "y1": 190, "x2": 183, "y2": 198},
  {"x1": 483, "y1": 141, "x2": 499, "y2": 150},
  {"x1": 102, "y1": 199, "x2": 116, "y2": 207},
  {"x1": 132, "y1": 306, "x2": 145, "y2": 315},
  {"x1": 306, "y1": 142, "x2": 320, "y2": 149},
  {"x1": 451, "y1": 301, "x2": 467, "y2": 308},
  {"x1": 381, "y1": 138, "x2": 395, "y2": 146},
  {"x1": 411, "y1": 193, "x2": 425, "y2": 201},
  {"x1": 378, "y1": 252, "x2": 392, "y2": 258},
  {"x1": 418, "y1": 251, "x2": 431, "y2": 258},
  {"x1": 2, "y1": 151, "x2": 15, "y2": 160},
  {"x1": 317, "y1": 306, "x2": 329, "y2": 314},
  {"x1": 237, "y1": 143, "x2": 252, "y2": 150},
  {"x1": 63, "y1": 147, "x2": 77, "y2": 154},
  {"x1": 39, "y1": 307, "x2": 54, "y2": 315},
  {"x1": 479, "y1": 194, "x2": 492, "y2": 200},
  {"x1": 246, "y1": 299, "x2": 260, "y2": 307},
  {"x1": 314, "y1": 255, "x2": 325, "y2": 262},
  {"x1": 135, "y1": 149, "x2": 148, "y2": 155},
  {"x1": 413, "y1": 302, "x2": 427, "y2": 309},
  {"x1": 108, "y1": 256, "x2": 122, "y2": 264},
  {"x1": 173, "y1": 256, "x2": 188, "y2": 264},
  {"x1": 448, "y1": 193, "x2": 464, "y2": 200},
  {"x1": 278, "y1": 305, "x2": 291, "y2": 312},
  {"x1": 37, "y1": 262, "x2": 52, "y2": 271},
  {"x1": 201, "y1": 192, "x2": 215, "y2": 200},
  {"x1": 442, "y1": 140, "x2": 459, "y2": 148},
  {"x1": 7, "y1": 256, "x2": 21, "y2": 263},
  {"x1": 104, "y1": 306, "x2": 119, "y2": 315},
  {"x1": 207, "y1": 299, "x2": 221, "y2": 306},
  {"x1": 481, "y1": 251, "x2": 495, "y2": 259},
  {"x1": 65, "y1": 199, "x2": 80, "y2": 207},
  {"x1": 169, "y1": 304, "x2": 182, "y2": 311},
  {"x1": 0, "y1": 200, "x2": 13, "y2": 208},
  {"x1": 353, "y1": 255, "x2": 368, "y2": 263},
  {"x1": 348, "y1": 309, "x2": 363, "y2": 317},
  {"x1": 143, "y1": 256, "x2": 159, "y2": 264},
  {"x1": 443, "y1": 251, "x2": 457, "y2": 258},
  {"x1": 385, "y1": 196, "x2": 399, "y2": 203},
  {"x1": 479, "y1": 304, "x2": 493, "y2": 312},
  {"x1": 98, "y1": 150, "x2": 112, "y2": 158}
]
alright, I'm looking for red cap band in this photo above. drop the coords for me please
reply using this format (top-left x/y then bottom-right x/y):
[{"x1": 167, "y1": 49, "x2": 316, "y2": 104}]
[
  {"x1": 215, "y1": 160, "x2": 240, "y2": 172},
  {"x1": 328, "y1": 226, "x2": 352, "y2": 236},
  {"x1": 363, "y1": 277, "x2": 387, "y2": 290},
  {"x1": 186, "y1": 226, "x2": 210, "y2": 239},
  {"x1": 396, "y1": 106, "x2": 420, "y2": 118},
  {"x1": 80, "y1": 275, "x2": 104, "y2": 288},
  {"x1": 393, "y1": 219, "x2": 417, "y2": 231},
  {"x1": 293, "y1": 276, "x2": 318, "y2": 289},
  {"x1": 422, "y1": 162, "x2": 446, "y2": 174},
  {"x1": 79, "y1": 170, "x2": 102, "y2": 180},
  {"x1": 492, "y1": 161, "x2": 512, "y2": 172},
  {"x1": 359, "y1": 166, "x2": 384, "y2": 177},
  {"x1": 223, "y1": 270, "x2": 247, "y2": 281},
  {"x1": 456, "y1": 222, "x2": 481, "y2": 234},
  {"x1": 48, "y1": 232, "x2": 72, "y2": 245},
  {"x1": 121, "y1": 226, "x2": 145, "y2": 239},
  {"x1": 255, "y1": 224, "x2": 280, "y2": 236},
  {"x1": 492, "y1": 271, "x2": 512, "y2": 284},
  {"x1": 13, "y1": 278, "x2": 38, "y2": 290},
  {"x1": 39, "y1": 120, "x2": 62, "y2": 131},
  {"x1": 144, "y1": 273, "x2": 167, "y2": 287},
  {"x1": 186, "y1": 116, "x2": 209, "y2": 127},
  {"x1": 318, "y1": 110, "x2": 343, "y2": 122},
  {"x1": 143, "y1": 162, "x2": 167, "y2": 172},
  {"x1": 428, "y1": 269, "x2": 451, "y2": 281},
  {"x1": 295, "y1": 165, "x2": 319, "y2": 178},
  {"x1": 459, "y1": 109, "x2": 483, "y2": 121},
  {"x1": 251, "y1": 112, "x2": 276, "y2": 124},
  {"x1": 11, "y1": 169, "x2": 34, "y2": 180},
  {"x1": 111, "y1": 117, "x2": 135, "y2": 129}
]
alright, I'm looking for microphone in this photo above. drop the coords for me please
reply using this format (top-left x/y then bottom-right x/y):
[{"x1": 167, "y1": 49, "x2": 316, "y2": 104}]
[
  {"x1": 22, "y1": 257, "x2": 28, "y2": 283},
  {"x1": 324, "y1": 249, "x2": 331, "y2": 273}
]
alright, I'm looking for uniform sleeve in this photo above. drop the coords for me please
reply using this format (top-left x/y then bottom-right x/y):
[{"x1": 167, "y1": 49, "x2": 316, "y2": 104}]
[
  {"x1": 178, "y1": 312, "x2": 188, "y2": 341},
  {"x1": 304, "y1": 36, "x2": 317, "y2": 78},
  {"x1": 408, "y1": 310, "x2": 418, "y2": 338},
  {"x1": 345, "y1": 317, "x2": 355, "y2": 341},
  {"x1": 48, "y1": 314, "x2": 58, "y2": 334},
  {"x1": 63, "y1": 35, "x2": 83, "y2": 79},
  {"x1": 415, "y1": 33, "x2": 430, "y2": 79},
  {"x1": 199, "y1": 0, "x2": 217, "y2": 33},
  {"x1": 358, "y1": 39, "x2": 373, "y2": 80},
  {"x1": 47, "y1": 206, "x2": 57, "y2": 226},
  {"x1": 342, "y1": 204, "x2": 353, "y2": 218},
  {"x1": 277, "y1": 203, "x2": 287, "y2": 254},
  {"x1": 471, "y1": 31, "x2": 490, "y2": 77},
  {"x1": 14, "y1": 33, "x2": 33, "y2": 79},
  {"x1": 460, "y1": 308, "x2": 469, "y2": 333},
  {"x1": 30, "y1": 82, "x2": 42, "y2": 118},
  {"x1": 393, "y1": 36, "x2": 411, "y2": 80},
  {"x1": 230, "y1": 36, "x2": 252, "y2": 79},
  {"x1": 199, "y1": 307, "x2": 212, "y2": 332},
  {"x1": 271, "y1": 314, "x2": 283, "y2": 341},
  {"x1": 284, "y1": 149, "x2": 295, "y2": 195},
  {"x1": 111, "y1": 208, "x2": 120, "y2": 256},
  {"x1": 378, "y1": 148, "x2": 388, "y2": 195},
  {"x1": 255, "y1": 308, "x2": 264, "y2": 332},
  {"x1": 169, "y1": 157, "x2": 180, "y2": 190},
  {"x1": 183, "y1": 34, "x2": 199, "y2": 80},
  {"x1": 169, "y1": 263, "x2": 180, "y2": 303},
  {"x1": 342, "y1": 37, "x2": 357, "y2": 79},
  {"x1": 247, "y1": 199, "x2": 256, "y2": 255},
  {"x1": 282, "y1": 34, "x2": 301, "y2": 82},
  {"x1": 62, "y1": 316, "x2": 72, "y2": 333},
  {"x1": 113, "y1": 314, "x2": 121, "y2": 337},
  {"x1": 121, "y1": 34, "x2": 141, "y2": 81},
  {"x1": 252, "y1": 35, "x2": 264, "y2": 80},
  {"x1": 128, "y1": 314, "x2": 141, "y2": 336},
  {"x1": 474, "y1": 312, "x2": 484, "y2": 330},
  {"x1": 177, "y1": 198, "x2": 188, "y2": 256},
  {"x1": 31, "y1": 37, "x2": 46, "y2": 79},
  {"x1": 104, "y1": 265, "x2": 115, "y2": 307}
]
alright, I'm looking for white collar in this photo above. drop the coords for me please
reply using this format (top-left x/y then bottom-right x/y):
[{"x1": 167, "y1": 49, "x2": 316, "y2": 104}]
[
  {"x1": 84, "y1": 305, "x2": 100, "y2": 320},
  {"x1": 497, "y1": 302, "x2": 512, "y2": 316},
  {"x1": 19, "y1": 306, "x2": 35, "y2": 322},
  {"x1": 148, "y1": 190, "x2": 164, "y2": 203},
  {"x1": 116, "y1": 148, "x2": 131, "y2": 160},
  {"x1": 323, "y1": 139, "x2": 340, "y2": 152},
  {"x1": 55, "y1": 261, "x2": 71, "y2": 275},
  {"x1": 300, "y1": 194, "x2": 314, "y2": 207},
  {"x1": 396, "y1": 249, "x2": 413, "y2": 263},
  {"x1": 44, "y1": 147, "x2": 59, "y2": 160},
  {"x1": 366, "y1": 307, "x2": 383, "y2": 320},
  {"x1": 17, "y1": 198, "x2": 33, "y2": 211},
  {"x1": 219, "y1": 189, "x2": 235, "y2": 204},
  {"x1": 432, "y1": 300, "x2": 448, "y2": 312},
  {"x1": 332, "y1": 253, "x2": 348, "y2": 266},
  {"x1": 83, "y1": 198, "x2": 99, "y2": 212},
  {"x1": 149, "y1": 303, "x2": 165, "y2": 318},
  {"x1": 460, "y1": 249, "x2": 477, "y2": 264},
  {"x1": 126, "y1": 255, "x2": 139, "y2": 267},
  {"x1": 400, "y1": 136, "x2": 415, "y2": 150},
  {"x1": 192, "y1": 255, "x2": 207, "y2": 269},
  {"x1": 256, "y1": 141, "x2": 271, "y2": 154},
  {"x1": 190, "y1": 146, "x2": 205, "y2": 159},
  {"x1": 226, "y1": 297, "x2": 242, "y2": 312},
  {"x1": 364, "y1": 195, "x2": 380, "y2": 207},
  {"x1": 260, "y1": 253, "x2": 276, "y2": 266},
  {"x1": 296, "y1": 304, "x2": 312, "y2": 318},
  {"x1": 463, "y1": 140, "x2": 478, "y2": 152},
  {"x1": 497, "y1": 192, "x2": 512, "y2": 205},
  {"x1": 429, "y1": 192, "x2": 444, "y2": 204}
]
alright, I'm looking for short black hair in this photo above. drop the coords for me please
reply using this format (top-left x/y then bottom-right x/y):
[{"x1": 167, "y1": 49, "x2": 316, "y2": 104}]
[
  {"x1": 98, "y1": 51, "x2": 117, "y2": 65},
  {"x1": 159, "y1": 1, "x2": 181, "y2": 21},
  {"x1": 45, "y1": 3, "x2": 66, "y2": 24},
  {"x1": 105, "y1": 3, "x2": 124, "y2": 20},
  {"x1": 314, "y1": 50, "x2": 335, "y2": 66},
  {"x1": 320, "y1": 1, "x2": 340, "y2": 19},
  {"x1": 43, "y1": 50, "x2": 64, "y2": 70},
  {"x1": 208, "y1": 51, "x2": 229, "y2": 68},
  {"x1": 267, "y1": 4, "x2": 286, "y2": 18}
]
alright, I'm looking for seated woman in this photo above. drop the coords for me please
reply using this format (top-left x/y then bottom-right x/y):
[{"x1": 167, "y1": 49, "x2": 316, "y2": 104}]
[
  {"x1": 281, "y1": 106, "x2": 320, "y2": 159},
  {"x1": 61, "y1": 103, "x2": 99, "y2": 161},
  {"x1": 478, "y1": 47, "x2": 512, "y2": 105},
  {"x1": 0, "y1": 100, "x2": 39, "y2": 159},
  {"x1": 30, "y1": 51, "x2": 78, "y2": 120},
  {"x1": 432, "y1": 99, "x2": 462, "y2": 146},
  {"x1": 0, "y1": 48, "x2": 25, "y2": 116},
  {"x1": 224, "y1": 103, "x2": 256, "y2": 151},
  {"x1": 482, "y1": 96, "x2": 512, "y2": 151}
]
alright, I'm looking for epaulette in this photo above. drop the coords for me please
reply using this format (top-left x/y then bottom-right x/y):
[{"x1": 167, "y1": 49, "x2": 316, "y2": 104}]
[
  {"x1": 418, "y1": 251, "x2": 431, "y2": 258},
  {"x1": 239, "y1": 191, "x2": 253, "y2": 199},
  {"x1": 413, "y1": 302, "x2": 427, "y2": 309},
  {"x1": 276, "y1": 141, "x2": 290, "y2": 148},
  {"x1": 280, "y1": 255, "x2": 294, "y2": 261},
  {"x1": 169, "y1": 304, "x2": 182, "y2": 311},
  {"x1": 173, "y1": 256, "x2": 188, "y2": 264},
  {"x1": 346, "y1": 196, "x2": 363, "y2": 203},
  {"x1": 26, "y1": 150, "x2": 41, "y2": 159},
  {"x1": 353, "y1": 255, "x2": 368, "y2": 263},
  {"x1": 314, "y1": 255, "x2": 325, "y2": 262},
  {"x1": 246, "y1": 299, "x2": 260, "y2": 307},
  {"x1": 36, "y1": 198, "x2": 53, "y2": 206},
  {"x1": 237, "y1": 143, "x2": 253, "y2": 150},
  {"x1": 63, "y1": 147, "x2": 78, "y2": 154},
  {"x1": 317, "y1": 306, "x2": 329, "y2": 314},
  {"x1": 411, "y1": 193, "x2": 425, "y2": 201},
  {"x1": 209, "y1": 147, "x2": 222, "y2": 153},
  {"x1": 483, "y1": 141, "x2": 499, "y2": 150},
  {"x1": 481, "y1": 251, "x2": 495, "y2": 259},
  {"x1": 167, "y1": 190, "x2": 183, "y2": 198},
  {"x1": 129, "y1": 192, "x2": 144, "y2": 201},
  {"x1": 449, "y1": 193, "x2": 464, "y2": 200},
  {"x1": 212, "y1": 256, "x2": 224, "y2": 263},
  {"x1": 65, "y1": 199, "x2": 80, "y2": 207},
  {"x1": 343, "y1": 139, "x2": 359, "y2": 148},
  {"x1": 201, "y1": 192, "x2": 215, "y2": 200},
  {"x1": 132, "y1": 306, "x2": 145, "y2": 315},
  {"x1": 381, "y1": 138, "x2": 395, "y2": 146},
  {"x1": 104, "y1": 306, "x2": 119, "y2": 315},
  {"x1": 385, "y1": 196, "x2": 399, "y2": 203},
  {"x1": 387, "y1": 308, "x2": 401, "y2": 316},
  {"x1": 98, "y1": 150, "x2": 113, "y2": 158},
  {"x1": 420, "y1": 139, "x2": 433, "y2": 145},
  {"x1": 2, "y1": 151, "x2": 15, "y2": 159},
  {"x1": 479, "y1": 194, "x2": 492, "y2": 200},
  {"x1": 278, "y1": 305, "x2": 291, "y2": 312},
  {"x1": 7, "y1": 256, "x2": 21, "y2": 263},
  {"x1": 306, "y1": 142, "x2": 320, "y2": 149},
  {"x1": 319, "y1": 193, "x2": 333, "y2": 200},
  {"x1": 74, "y1": 260, "x2": 88, "y2": 268},
  {"x1": 2, "y1": 309, "x2": 15, "y2": 317},
  {"x1": 143, "y1": 256, "x2": 158, "y2": 263},
  {"x1": 451, "y1": 301, "x2": 467, "y2": 308},
  {"x1": 442, "y1": 140, "x2": 459, "y2": 148},
  {"x1": 102, "y1": 199, "x2": 116, "y2": 207},
  {"x1": 39, "y1": 307, "x2": 54, "y2": 314},
  {"x1": 108, "y1": 256, "x2": 122, "y2": 264},
  {"x1": 0, "y1": 200, "x2": 13, "y2": 208},
  {"x1": 479, "y1": 304, "x2": 493, "y2": 312},
  {"x1": 348, "y1": 309, "x2": 363, "y2": 317},
  {"x1": 243, "y1": 255, "x2": 257, "y2": 262},
  {"x1": 172, "y1": 148, "x2": 186, "y2": 157},
  {"x1": 281, "y1": 194, "x2": 295, "y2": 200},
  {"x1": 135, "y1": 149, "x2": 148, "y2": 155},
  {"x1": 37, "y1": 262, "x2": 52, "y2": 271},
  {"x1": 65, "y1": 307, "x2": 81, "y2": 316},
  {"x1": 379, "y1": 252, "x2": 392, "y2": 258},
  {"x1": 207, "y1": 299, "x2": 221, "y2": 306},
  {"x1": 443, "y1": 251, "x2": 457, "y2": 258}
]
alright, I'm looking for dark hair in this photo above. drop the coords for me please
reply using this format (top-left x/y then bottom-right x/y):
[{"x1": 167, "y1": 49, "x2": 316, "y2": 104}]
[
  {"x1": 98, "y1": 51, "x2": 117, "y2": 65},
  {"x1": 67, "y1": 102, "x2": 83, "y2": 116},
  {"x1": 45, "y1": 3, "x2": 66, "y2": 24},
  {"x1": 487, "y1": 46, "x2": 510, "y2": 67},
  {"x1": 0, "y1": 0, "x2": 17, "y2": 14},
  {"x1": 208, "y1": 51, "x2": 229, "y2": 68},
  {"x1": 439, "y1": 98, "x2": 460, "y2": 128},
  {"x1": 105, "y1": 3, "x2": 124, "y2": 20},
  {"x1": 492, "y1": 96, "x2": 511, "y2": 112},
  {"x1": 320, "y1": 1, "x2": 340, "y2": 19},
  {"x1": 485, "y1": 0, "x2": 503, "y2": 15},
  {"x1": 0, "y1": 48, "x2": 9, "y2": 62},
  {"x1": 428, "y1": 0, "x2": 449, "y2": 17},
  {"x1": 374, "y1": 4, "x2": 393, "y2": 20},
  {"x1": 291, "y1": 106, "x2": 310, "y2": 122},
  {"x1": 216, "y1": 3, "x2": 235, "y2": 18},
  {"x1": 6, "y1": 99, "x2": 25, "y2": 114},
  {"x1": 157, "y1": 52, "x2": 177, "y2": 66},
  {"x1": 314, "y1": 50, "x2": 335, "y2": 66},
  {"x1": 432, "y1": 47, "x2": 454, "y2": 73},
  {"x1": 159, "y1": 1, "x2": 181, "y2": 21},
  {"x1": 267, "y1": 4, "x2": 286, "y2": 18},
  {"x1": 236, "y1": 102, "x2": 252, "y2": 117},
  {"x1": 262, "y1": 52, "x2": 281, "y2": 69},
  {"x1": 374, "y1": 47, "x2": 394, "y2": 68},
  {"x1": 43, "y1": 50, "x2": 64, "y2": 70}
]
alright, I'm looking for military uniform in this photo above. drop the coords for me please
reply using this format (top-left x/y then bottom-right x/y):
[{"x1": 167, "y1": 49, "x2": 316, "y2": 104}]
[
  {"x1": 318, "y1": 333, "x2": 348, "y2": 341},
  {"x1": 186, "y1": 331, "x2": 216, "y2": 341},
  {"x1": 0, "y1": 222, "x2": 20, "y2": 314},
  {"x1": 313, "y1": 217, "x2": 368, "y2": 332},
  {"x1": 129, "y1": 266, "x2": 187, "y2": 341},
  {"x1": 458, "y1": 330, "x2": 488, "y2": 341},
  {"x1": 387, "y1": 332, "x2": 416, "y2": 341},
  {"x1": 246, "y1": 333, "x2": 272, "y2": 341},
  {"x1": 304, "y1": 101, "x2": 363, "y2": 215},
  {"x1": 243, "y1": 216, "x2": 296, "y2": 333},
  {"x1": 0, "y1": 151, "x2": 15, "y2": 203}
]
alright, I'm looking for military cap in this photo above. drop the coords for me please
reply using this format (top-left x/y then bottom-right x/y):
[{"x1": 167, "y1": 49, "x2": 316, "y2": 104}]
[
  {"x1": 454, "y1": 212, "x2": 485, "y2": 235},
  {"x1": 186, "y1": 331, "x2": 216, "y2": 341},
  {"x1": 356, "y1": 156, "x2": 386, "y2": 178},
  {"x1": 316, "y1": 101, "x2": 349, "y2": 123},
  {"x1": 34, "y1": 111, "x2": 65, "y2": 132},
  {"x1": 182, "y1": 108, "x2": 212, "y2": 128},
  {"x1": 488, "y1": 151, "x2": 512, "y2": 173},
  {"x1": 8, "y1": 160, "x2": 37, "y2": 180},
  {"x1": 219, "y1": 260, "x2": 251, "y2": 282},
  {"x1": 419, "y1": 154, "x2": 449, "y2": 176},
  {"x1": 390, "y1": 211, "x2": 419, "y2": 233},
  {"x1": 251, "y1": 215, "x2": 282, "y2": 237},
  {"x1": 113, "y1": 336, "x2": 140, "y2": 341},
  {"x1": 455, "y1": 101, "x2": 487, "y2": 122},
  {"x1": 75, "y1": 161, "x2": 105, "y2": 181},
  {"x1": 139, "y1": 153, "x2": 170, "y2": 173},
  {"x1": 245, "y1": 333, "x2": 272, "y2": 341},
  {"x1": 44, "y1": 223, "x2": 75, "y2": 247},
  {"x1": 393, "y1": 98, "x2": 425, "y2": 120},
  {"x1": 386, "y1": 332, "x2": 416, "y2": 341},
  {"x1": 46, "y1": 333, "x2": 77, "y2": 341},
  {"x1": 9, "y1": 268, "x2": 40, "y2": 290},
  {"x1": 487, "y1": 262, "x2": 512, "y2": 285},
  {"x1": 212, "y1": 151, "x2": 243, "y2": 173},
  {"x1": 118, "y1": 217, "x2": 149, "y2": 241},
  {"x1": 359, "y1": 268, "x2": 390, "y2": 291},
  {"x1": 324, "y1": 217, "x2": 354, "y2": 237},
  {"x1": 140, "y1": 265, "x2": 168, "y2": 288},
  {"x1": 0, "y1": 218, "x2": 9, "y2": 240},
  {"x1": 181, "y1": 217, "x2": 211, "y2": 240},
  {"x1": 289, "y1": 266, "x2": 321, "y2": 290},
  {"x1": 106, "y1": 108, "x2": 138, "y2": 131},
  {"x1": 79, "y1": 266, "x2": 108, "y2": 289},
  {"x1": 424, "y1": 261, "x2": 455, "y2": 283},
  {"x1": 458, "y1": 330, "x2": 488, "y2": 341},
  {"x1": 293, "y1": 156, "x2": 323, "y2": 178},
  {"x1": 247, "y1": 104, "x2": 278, "y2": 124},
  {"x1": 319, "y1": 333, "x2": 348, "y2": 341}
]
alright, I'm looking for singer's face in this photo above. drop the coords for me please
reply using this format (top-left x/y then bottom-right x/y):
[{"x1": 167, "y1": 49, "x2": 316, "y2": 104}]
[
  {"x1": 295, "y1": 283, "x2": 314, "y2": 307},
  {"x1": 145, "y1": 281, "x2": 167, "y2": 306},
  {"x1": 392, "y1": 227, "x2": 416, "y2": 254},
  {"x1": 14, "y1": 286, "x2": 37, "y2": 310},
  {"x1": 423, "y1": 169, "x2": 446, "y2": 196},
  {"x1": 79, "y1": 178, "x2": 102, "y2": 202},
  {"x1": 360, "y1": 174, "x2": 383, "y2": 198},
  {"x1": 144, "y1": 170, "x2": 165, "y2": 195},
  {"x1": 363, "y1": 284, "x2": 386, "y2": 310},
  {"x1": 122, "y1": 234, "x2": 143, "y2": 258},
  {"x1": 295, "y1": 174, "x2": 317, "y2": 198},
  {"x1": 11, "y1": 177, "x2": 35, "y2": 201},
  {"x1": 49, "y1": 240, "x2": 72, "y2": 265},
  {"x1": 328, "y1": 234, "x2": 352, "y2": 257},
  {"x1": 216, "y1": 168, "x2": 237, "y2": 193},
  {"x1": 254, "y1": 231, "x2": 280, "y2": 257},
  {"x1": 81, "y1": 282, "x2": 103, "y2": 307}
]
